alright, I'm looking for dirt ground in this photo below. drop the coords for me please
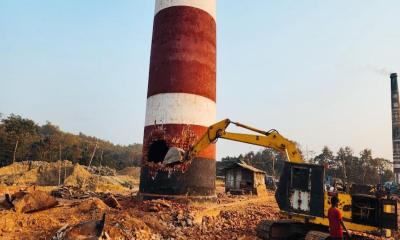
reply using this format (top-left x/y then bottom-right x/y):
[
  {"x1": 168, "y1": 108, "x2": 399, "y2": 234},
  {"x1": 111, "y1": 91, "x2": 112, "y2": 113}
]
[
  {"x1": 2, "y1": 185, "x2": 396, "y2": 240},
  {"x1": 0, "y1": 181, "x2": 281, "y2": 240},
  {"x1": 0, "y1": 163, "x2": 398, "y2": 240}
]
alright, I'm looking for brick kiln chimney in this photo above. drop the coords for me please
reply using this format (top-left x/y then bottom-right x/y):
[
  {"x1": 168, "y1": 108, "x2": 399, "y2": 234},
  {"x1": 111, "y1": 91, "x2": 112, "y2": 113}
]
[
  {"x1": 139, "y1": 0, "x2": 217, "y2": 200},
  {"x1": 391, "y1": 73, "x2": 400, "y2": 183}
]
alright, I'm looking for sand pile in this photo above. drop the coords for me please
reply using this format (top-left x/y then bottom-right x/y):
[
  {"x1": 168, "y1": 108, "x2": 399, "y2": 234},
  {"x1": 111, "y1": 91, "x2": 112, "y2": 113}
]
[
  {"x1": 0, "y1": 161, "x2": 135, "y2": 192},
  {"x1": 62, "y1": 165, "x2": 133, "y2": 191},
  {"x1": 63, "y1": 164, "x2": 92, "y2": 188}
]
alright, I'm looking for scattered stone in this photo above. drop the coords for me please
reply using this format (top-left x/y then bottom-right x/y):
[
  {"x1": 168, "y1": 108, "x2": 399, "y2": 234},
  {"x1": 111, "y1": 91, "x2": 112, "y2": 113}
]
[
  {"x1": 146, "y1": 199, "x2": 172, "y2": 212},
  {"x1": 103, "y1": 194, "x2": 121, "y2": 209},
  {"x1": 51, "y1": 186, "x2": 93, "y2": 199},
  {"x1": 172, "y1": 210, "x2": 195, "y2": 227},
  {"x1": 84, "y1": 166, "x2": 116, "y2": 176}
]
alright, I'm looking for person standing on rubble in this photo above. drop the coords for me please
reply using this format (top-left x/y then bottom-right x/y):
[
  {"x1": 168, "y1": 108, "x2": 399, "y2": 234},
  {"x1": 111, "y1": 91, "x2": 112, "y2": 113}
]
[{"x1": 328, "y1": 196, "x2": 351, "y2": 239}]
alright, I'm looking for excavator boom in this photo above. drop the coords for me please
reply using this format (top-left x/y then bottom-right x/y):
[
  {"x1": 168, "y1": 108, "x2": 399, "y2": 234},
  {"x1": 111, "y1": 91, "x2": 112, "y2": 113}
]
[{"x1": 163, "y1": 119, "x2": 303, "y2": 164}]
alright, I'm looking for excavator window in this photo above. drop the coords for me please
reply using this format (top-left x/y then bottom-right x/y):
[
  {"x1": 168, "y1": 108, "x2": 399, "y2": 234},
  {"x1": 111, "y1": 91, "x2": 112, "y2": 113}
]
[{"x1": 291, "y1": 167, "x2": 310, "y2": 191}]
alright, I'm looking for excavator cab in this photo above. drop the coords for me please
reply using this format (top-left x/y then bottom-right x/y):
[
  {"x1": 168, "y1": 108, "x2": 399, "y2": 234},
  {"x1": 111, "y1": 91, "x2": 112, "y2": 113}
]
[
  {"x1": 275, "y1": 161, "x2": 398, "y2": 231},
  {"x1": 276, "y1": 162, "x2": 325, "y2": 217},
  {"x1": 260, "y1": 161, "x2": 398, "y2": 239}
]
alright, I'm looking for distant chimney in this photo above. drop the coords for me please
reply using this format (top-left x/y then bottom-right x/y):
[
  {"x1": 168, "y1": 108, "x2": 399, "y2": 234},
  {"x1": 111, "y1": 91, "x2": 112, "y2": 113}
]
[{"x1": 390, "y1": 73, "x2": 400, "y2": 183}]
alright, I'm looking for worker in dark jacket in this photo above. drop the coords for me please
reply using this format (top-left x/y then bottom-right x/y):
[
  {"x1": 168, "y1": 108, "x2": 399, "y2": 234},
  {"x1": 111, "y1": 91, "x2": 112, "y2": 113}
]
[{"x1": 328, "y1": 196, "x2": 351, "y2": 239}]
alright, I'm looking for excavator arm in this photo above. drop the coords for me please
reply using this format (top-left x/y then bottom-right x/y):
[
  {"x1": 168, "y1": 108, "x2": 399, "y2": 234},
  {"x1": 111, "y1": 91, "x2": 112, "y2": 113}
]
[
  {"x1": 163, "y1": 119, "x2": 304, "y2": 164},
  {"x1": 162, "y1": 118, "x2": 400, "y2": 238}
]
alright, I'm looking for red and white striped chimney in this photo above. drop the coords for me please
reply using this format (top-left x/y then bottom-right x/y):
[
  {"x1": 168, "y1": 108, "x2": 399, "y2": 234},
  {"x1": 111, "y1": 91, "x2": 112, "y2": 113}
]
[{"x1": 139, "y1": 0, "x2": 217, "y2": 199}]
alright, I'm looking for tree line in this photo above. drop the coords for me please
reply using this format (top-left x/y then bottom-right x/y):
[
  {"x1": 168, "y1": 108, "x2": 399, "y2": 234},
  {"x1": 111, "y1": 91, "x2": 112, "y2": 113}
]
[
  {"x1": 311, "y1": 146, "x2": 393, "y2": 185},
  {"x1": 0, "y1": 114, "x2": 142, "y2": 170},
  {"x1": 0, "y1": 113, "x2": 394, "y2": 185},
  {"x1": 220, "y1": 145, "x2": 394, "y2": 186}
]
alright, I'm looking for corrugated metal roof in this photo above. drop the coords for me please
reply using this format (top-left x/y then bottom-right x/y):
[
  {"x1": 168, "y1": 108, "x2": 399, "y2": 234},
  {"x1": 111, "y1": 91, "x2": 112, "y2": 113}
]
[{"x1": 225, "y1": 161, "x2": 266, "y2": 174}]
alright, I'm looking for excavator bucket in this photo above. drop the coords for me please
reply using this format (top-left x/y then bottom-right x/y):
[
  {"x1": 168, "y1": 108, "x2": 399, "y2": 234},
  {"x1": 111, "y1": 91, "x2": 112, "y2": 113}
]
[{"x1": 163, "y1": 147, "x2": 186, "y2": 165}]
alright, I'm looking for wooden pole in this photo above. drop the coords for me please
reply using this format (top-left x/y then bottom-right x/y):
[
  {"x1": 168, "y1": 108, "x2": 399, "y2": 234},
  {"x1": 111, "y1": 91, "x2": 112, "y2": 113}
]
[
  {"x1": 13, "y1": 139, "x2": 18, "y2": 163},
  {"x1": 58, "y1": 143, "x2": 61, "y2": 186},
  {"x1": 88, "y1": 143, "x2": 98, "y2": 167},
  {"x1": 64, "y1": 159, "x2": 67, "y2": 185},
  {"x1": 99, "y1": 149, "x2": 104, "y2": 167}
]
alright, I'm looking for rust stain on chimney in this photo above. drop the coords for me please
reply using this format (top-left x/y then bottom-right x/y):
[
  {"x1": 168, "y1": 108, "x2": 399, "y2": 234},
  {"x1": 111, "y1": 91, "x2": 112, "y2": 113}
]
[{"x1": 142, "y1": 124, "x2": 197, "y2": 174}]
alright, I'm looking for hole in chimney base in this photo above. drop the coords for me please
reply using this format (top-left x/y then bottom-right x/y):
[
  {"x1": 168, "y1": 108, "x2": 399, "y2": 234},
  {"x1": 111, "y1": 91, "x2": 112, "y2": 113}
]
[{"x1": 147, "y1": 140, "x2": 169, "y2": 163}]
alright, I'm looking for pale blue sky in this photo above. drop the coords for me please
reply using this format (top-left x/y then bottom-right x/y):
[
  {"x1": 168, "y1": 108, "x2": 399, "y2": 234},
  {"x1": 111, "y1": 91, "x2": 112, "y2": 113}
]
[{"x1": 1, "y1": 1, "x2": 399, "y2": 161}]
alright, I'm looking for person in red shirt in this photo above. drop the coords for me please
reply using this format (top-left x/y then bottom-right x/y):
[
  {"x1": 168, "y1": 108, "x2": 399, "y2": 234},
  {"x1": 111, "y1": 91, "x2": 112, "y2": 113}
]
[{"x1": 328, "y1": 196, "x2": 351, "y2": 239}]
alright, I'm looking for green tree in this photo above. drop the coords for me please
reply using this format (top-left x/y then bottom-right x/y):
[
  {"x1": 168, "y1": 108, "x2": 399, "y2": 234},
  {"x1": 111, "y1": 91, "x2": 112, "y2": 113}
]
[
  {"x1": 0, "y1": 113, "x2": 143, "y2": 170},
  {"x1": 39, "y1": 122, "x2": 64, "y2": 161},
  {"x1": 313, "y1": 146, "x2": 334, "y2": 166},
  {"x1": 359, "y1": 149, "x2": 372, "y2": 184},
  {"x1": 335, "y1": 146, "x2": 355, "y2": 184},
  {"x1": 2, "y1": 114, "x2": 39, "y2": 163}
]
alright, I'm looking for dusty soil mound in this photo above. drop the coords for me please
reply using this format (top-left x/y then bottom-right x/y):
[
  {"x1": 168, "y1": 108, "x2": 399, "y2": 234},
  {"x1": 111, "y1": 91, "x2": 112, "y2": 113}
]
[
  {"x1": 11, "y1": 190, "x2": 59, "y2": 213},
  {"x1": 77, "y1": 197, "x2": 109, "y2": 213},
  {"x1": 0, "y1": 161, "x2": 136, "y2": 192},
  {"x1": 63, "y1": 164, "x2": 92, "y2": 188},
  {"x1": 0, "y1": 161, "x2": 74, "y2": 186},
  {"x1": 63, "y1": 164, "x2": 128, "y2": 191}
]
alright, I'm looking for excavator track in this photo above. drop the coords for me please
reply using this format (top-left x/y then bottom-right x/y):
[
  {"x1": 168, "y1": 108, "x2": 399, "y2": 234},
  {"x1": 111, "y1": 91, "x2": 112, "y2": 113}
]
[{"x1": 256, "y1": 220, "x2": 329, "y2": 240}]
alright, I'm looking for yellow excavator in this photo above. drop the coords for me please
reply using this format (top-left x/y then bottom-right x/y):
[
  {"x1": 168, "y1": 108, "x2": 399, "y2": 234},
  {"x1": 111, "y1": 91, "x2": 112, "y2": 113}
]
[{"x1": 163, "y1": 119, "x2": 398, "y2": 239}]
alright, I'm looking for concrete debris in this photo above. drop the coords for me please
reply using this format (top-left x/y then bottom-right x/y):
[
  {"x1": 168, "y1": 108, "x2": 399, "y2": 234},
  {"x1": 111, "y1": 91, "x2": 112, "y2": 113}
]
[
  {"x1": 145, "y1": 199, "x2": 172, "y2": 212},
  {"x1": 52, "y1": 214, "x2": 109, "y2": 240},
  {"x1": 103, "y1": 194, "x2": 121, "y2": 209},
  {"x1": 52, "y1": 224, "x2": 69, "y2": 240},
  {"x1": 51, "y1": 186, "x2": 95, "y2": 200},
  {"x1": 172, "y1": 210, "x2": 195, "y2": 227},
  {"x1": 51, "y1": 186, "x2": 123, "y2": 211},
  {"x1": 9, "y1": 190, "x2": 58, "y2": 213}
]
